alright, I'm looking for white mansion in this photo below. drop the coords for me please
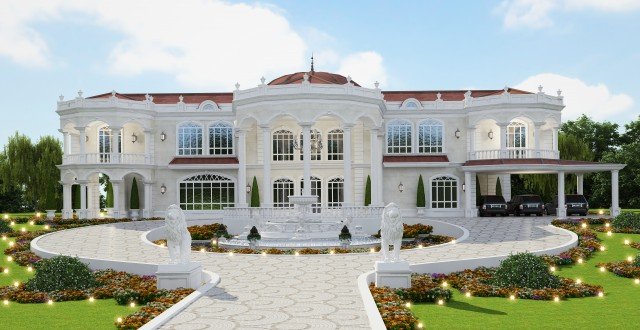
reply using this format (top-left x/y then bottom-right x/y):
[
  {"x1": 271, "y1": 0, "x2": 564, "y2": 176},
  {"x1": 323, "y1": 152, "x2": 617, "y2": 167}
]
[{"x1": 56, "y1": 69, "x2": 625, "y2": 229}]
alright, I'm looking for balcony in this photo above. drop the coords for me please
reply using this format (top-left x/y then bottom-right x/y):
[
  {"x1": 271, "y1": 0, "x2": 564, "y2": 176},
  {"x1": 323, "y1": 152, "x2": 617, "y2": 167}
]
[
  {"x1": 470, "y1": 149, "x2": 559, "y2": 160},
  {"x1": 62, "y1": 153, "x2": 152, "y2": 165}
]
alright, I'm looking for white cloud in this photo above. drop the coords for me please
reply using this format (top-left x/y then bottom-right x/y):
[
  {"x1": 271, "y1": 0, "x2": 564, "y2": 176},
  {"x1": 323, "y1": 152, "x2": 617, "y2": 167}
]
[
  {"x1": 337, "y1": 51, "x2": 387, "y2": 88},
  {"x1": 496, "y1": 0, "x2": 640, "y2": 29},
  {"x1": 516, "y1": 73, "x2": 636, "y2": 122},
  {"x1": 0, "y1": 0, "x2": 387, "y2": 90}
]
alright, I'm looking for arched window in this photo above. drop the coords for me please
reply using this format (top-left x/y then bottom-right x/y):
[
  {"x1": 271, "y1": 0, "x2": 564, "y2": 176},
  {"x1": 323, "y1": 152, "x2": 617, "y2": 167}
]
[
  {"x1": 507, "y1": 121, "x2": 527, "y2": 149},
  {"x1": 401, "y1": 98, "x2": 421, "y2": 110},
  {"x1": 299, "y1": 129, "x2": 322, "y2": 161},
  {"x1": 327, "y1": 129, "x2": 344, "y2": 160},
  {"x1": 387, "y1": 120, "x2": 412, "y2": 153},
  {"x1": 328, "y1": 177, "x2": 344, "y2": 208},
  {"x1": 98, "y1": 126, "x2": 122, "y2": 163},
  {"x1": 273, "y1": 178, "x2": 294, "y2": 208},
  {"x1": 209, "y1": 122, "x2": 233, "y2": 155},
  {"x1": 178, "y1": 123, "x2": 203, "y2": 155},
  {"x1": 431, "y1": 176, "x2": 458, "y2": 209},
  {"x1": 202, "y1": 104, "x2": 216, "y2": 111},
  {"x1": 179, "y1": 174, "x2": 234, "y2": 210},
  {"x1": 273, "y1": 130, "x2": 294, "y2": 161},
  {"x1": 418, "y1": 119, "x2": 443, "y2": 153},
  {"x1": 300, "y1": 176, "x2": 322, "y2": 213}
]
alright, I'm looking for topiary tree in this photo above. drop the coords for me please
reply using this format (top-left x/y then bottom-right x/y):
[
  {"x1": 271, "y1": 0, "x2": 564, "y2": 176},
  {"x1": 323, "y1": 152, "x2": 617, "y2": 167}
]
[
  {"x1": 339, "y1": 225, "x2": 352, "y2": 241},
  {"x1": 365, "y1": 175, "x2": 372, "y2": 206},
  {"x1": 250, "y1": 176, "x2": 260, "y2": 207},
  {"x1": 496, "y1": 177, "x2": 503, "y2": 197},
  {"x1": 130, "y1": 177, "x2": 140, "y2": 209},
  {"x1": 417, "y1": 175, "x2": 426, "y2": 207},
  {"x1": 612, "y1": 212, "x2": 640, "y2": 231},
  {"x1": 492, "y1": 252, "x2": 562, "y2": 289},
  {"x1": 105, "y1": 181, "x2": 114, "y2": 208},
  {"x1": 72, "y1": 184, "x2": 81, "y2": 210},
  {"x1": 26, "y1": 256, "x2": 97, "y2": 292},
  {"x1": 634, "y1": 253, "x2": 640, "y2": 267},
  {"x1": 0, "y1": 220, "x2": 12, "y2": 233},
  {"x1": 247, "y1": 226, "x2": 261, "y2": 241},
  {"x1": 475, "y1": 175, "x2": 482, "y2": 206}
]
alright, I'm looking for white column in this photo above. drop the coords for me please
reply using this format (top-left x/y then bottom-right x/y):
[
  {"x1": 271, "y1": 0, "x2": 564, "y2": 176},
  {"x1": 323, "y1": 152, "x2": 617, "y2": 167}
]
[
  {"x1": 112, "y1": 180, "x2": 124, "y2": 219},
  {"x1": 370, "y1": 128, "x2": 381, "y2": 206},
  {"x1": 203, "y1": 122, "x2": 210, "y2": 156},
  {"x1": 611, "y1": 170, "x2": 620, "y2": 216},
  {"x1": 557, "y1": 171, "x2": 566, "y2": 218},
  {"x1": 261, "y1": 126, "x2": 272, "y2": 205},
  {"x1": 376, "y1": 129, "x2": 384, "y2": 205},
  {"x1": 498, "y1": 123, "x2": 508, "y2": 158},
  {"x1": 301, "y1": 123, "x2": 312, "y2": 196},
  {"x1": 78, "y1": 127, "x2": 87, "y2": 163},
  {"x1": 144, "y1": 129, "x2": 153, "y2": 164},
  {"x1": 62, "y1": 184, "x2": 73, "y2": 219},
  {"x1": 62, "y1": 131, "x2": 70, "y2": 154},
  {"x1": 552, "y1": 127, "x2": 559, "y2": 156},
  {"x1": 577, "y1": 174, "x2": 584, "y2": 194},
  {"x1": 343, "y1": 124, "x2": 353, "y2": 205},
  {"x1": 79, "y1": 181, "x2": 88, "y2": 219},
  {"x1": 110, "y1": 126, "x2": 122, "y2": 164},
  {"x1": 236, "y1": 129, "x2": 247, "y2": 207},
  {"x1": 143, "y1": 181, "x2": 153, "y2": 218},
  {"x1": 533, "y1": 123, "x2": 542, "y2": 158},
  {"x1": 467, "y1": 127, "x2": 476, "y2": 160},
  {"x1": 464, "y1": 171, "x2": 476, "y2": 218}
]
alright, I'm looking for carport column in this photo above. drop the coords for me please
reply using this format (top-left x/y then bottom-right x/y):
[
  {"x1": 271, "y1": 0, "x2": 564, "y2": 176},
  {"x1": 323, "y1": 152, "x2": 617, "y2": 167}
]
[
  {"x1": 343, "y1": 124, "x2": 354, "y2": 205},
  {"x1": 464, "y1": 171, "x2": 476, "y2": 218},
  {"x1": 576, "y1": 174, "x2": 584, "y2": 195},
  {"x1": 78, "y1": 181, "x2": 88, "y2": 219},
  {"x1": 557, "y1": 171, "x2": 567, "y2": 218},
  {"x1": 611, "y1": 170, "x2": 621, "y2": 217},
  {"x1": 143, "y1": 181, "x2": 153, "y2": 218},
  {"x1": 261, "y1": 126, "x2": 272, "y2": 205},
  {"x1": 111, "y1": 180, "x2": 124, "y2": 219},
  {"x1": 498, "y1": 122, "x2": 509, "y2": 158},
  {"x1": 301, "y1": 123, "x2": 312, "y2": 196},
  {"x1": 62, "y1": 183, "x2": 73, "y2": 219},
  {"x1": 236, "y1": 129, "x2": 247, "y2": 207}
]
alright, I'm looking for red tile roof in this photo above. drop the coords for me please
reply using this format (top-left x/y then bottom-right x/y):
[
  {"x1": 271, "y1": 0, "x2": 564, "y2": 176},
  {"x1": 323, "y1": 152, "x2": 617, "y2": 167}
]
[
  {"x1": 463, "y1": 159, "x2": 600, "y2": 166},
  {"x1": 169, "y1": 157, "x2": 239, "y2": 165},
  {"x1": 268, "y1": 71, "x2": 360, "y2": 87},
  {"x1": 88, "y1": 92, "x2": 233, "y2": 104},
  {"x1": 381, "y1": 88, "x2": 532, "y2": 102},
  {"x1": 383, "y1": 155, "x2": 450, "y2": 163}
]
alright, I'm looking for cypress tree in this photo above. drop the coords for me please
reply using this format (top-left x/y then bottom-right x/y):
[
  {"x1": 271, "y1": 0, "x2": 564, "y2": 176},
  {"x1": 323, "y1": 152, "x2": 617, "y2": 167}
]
[
  {"x1": 475, "y1": 175, "x2": 482, "y2": 206},
  {"x1": 105, "y1": 181, "x2": 114, "y2": 208},
  {"x1": 72, "y1": 185, "x2": 80, "y2": 210},
  {"x1": 496, "y1": 177, "x2": 503, "y2": 197},
  {"x1": 130, "y1": 177, "x2": 140, "y2": 209},
  {"x1": 416, "y1": 175, "x2": 426, "y2": 207},
  {"x1": 250, "y1": 176, "x2": 260, "y2": 207},
  {"x1": 364, "y1": 175, "x2": 372, "y2": 206}
]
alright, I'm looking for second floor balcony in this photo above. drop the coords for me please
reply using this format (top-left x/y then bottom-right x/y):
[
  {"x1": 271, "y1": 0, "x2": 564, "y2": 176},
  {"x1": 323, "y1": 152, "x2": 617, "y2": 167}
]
[
  {"x1": 470, "y1": 148, "x2": 559, "y2": 160},
  {"x1": 62, "y1": 153, "x2": 153, "y2": 165}
]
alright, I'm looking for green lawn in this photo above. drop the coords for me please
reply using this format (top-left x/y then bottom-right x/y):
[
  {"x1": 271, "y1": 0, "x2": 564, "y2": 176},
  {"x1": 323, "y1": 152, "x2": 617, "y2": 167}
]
[
  {"x1": 412, "y1": 231, "x2": 640, "y2": 329},
  {"x1": 1, "y1": 223, "x2": 135, "y2": 329}
]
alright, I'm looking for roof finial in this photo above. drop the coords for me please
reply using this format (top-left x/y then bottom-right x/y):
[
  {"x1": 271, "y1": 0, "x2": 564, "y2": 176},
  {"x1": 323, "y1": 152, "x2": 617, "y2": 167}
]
[{"x1": 310, "y1": 53, "x2": 315, "y2": 73}]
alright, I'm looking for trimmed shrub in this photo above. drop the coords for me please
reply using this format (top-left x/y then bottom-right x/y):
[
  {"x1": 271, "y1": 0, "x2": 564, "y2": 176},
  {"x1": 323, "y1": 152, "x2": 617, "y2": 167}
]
[
  {"x1": 492, "y1": 253, "x2": 562, "y2": 289},
  {"x1": 188, "y1": 223, "x2": 228, "y2": 240},
  {"x1": 496, "y1": 177, "x2": 503, "y2": 197},
  {"x1": 0, "y1": 220, "x2": 12, "y2": 233},
  {"x1": 247, "y1": 226, "x2": 261, "y2": 241},
  {"x1": 634, "y1": 253, "x2": 640, "y2": 267},
  {"x1": 105, "y1": 181, "x2": 114, "y2": 208},
  {"x1": 365, "y1": 175, "x2": 371, "y2": 206},
  {"x1": 417, "y1": 175, "x2": 426, "y2": 208},
  {"x1": 476, "y1": 175, "x2": 482, "y2": 206},
  {"x1": 612, "y1": 212, "x2": 640, "y2": 231},
  {"x1": 130, "y1": 177, "x2": 140, "y2": 209},
  {"x1": 250, "y1": 176, "x2": 260, "y2": 207},
  {"x1": 26, "y1": 256, "x2": 97, "y2": 292},
  {"x1": 339, "y1": 225, "x2": 352, "y2": 241}
]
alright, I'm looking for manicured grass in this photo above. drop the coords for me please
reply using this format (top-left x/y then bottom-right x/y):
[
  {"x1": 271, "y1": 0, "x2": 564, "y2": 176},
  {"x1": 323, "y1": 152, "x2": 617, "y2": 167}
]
[
  {"x1": 1, "y1": 223, "x2": 137, "y2": 329},
  {"x1": 412, "y1": 231, "x2": 640, "y2": 329}
]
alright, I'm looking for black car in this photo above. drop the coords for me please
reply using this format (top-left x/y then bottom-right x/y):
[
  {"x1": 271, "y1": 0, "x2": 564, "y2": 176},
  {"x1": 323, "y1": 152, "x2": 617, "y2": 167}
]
[
  {"x1": 545, "y1": 194, "x2": 589, "y2": 216},
  {"x1": 507, "y1": 195, "x2": 544, "y2": 216},
  {"x1": 478, "y1": 195, "x2": 508, "y2": 217}
]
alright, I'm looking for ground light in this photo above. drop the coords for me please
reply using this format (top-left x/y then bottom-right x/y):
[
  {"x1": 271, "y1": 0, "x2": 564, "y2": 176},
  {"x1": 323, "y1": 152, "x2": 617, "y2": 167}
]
[
  {"x1": 624, "y1": 239, "x2": 630, "y2": 245},
  {"x1": 578, "y1": 258, "x2": 584, "y2": 264},
  {"x1": 27, "y1": 266, "x2": 33, "y2": 272},
  {"x1": 441, "y1": 281, "x2": 448, "y2": 287},
  {"x1": 465, "y1": 292, "x2": 472, "y2": 298},
  {"x1": 600, "y1": 246, "x2": 606, "y2": 251},
  {"x1": 581, "y1": 223, "x2": 587, "y2": 228},
  {"x1": 509, "y1": 295, "x2": 516, "y2": 300},
  {"x1": 47, "y1": 299, "x2": 53, "y2": 305},
  {"x1": 2, "y1": 299, "x2": 8, "y2": 305},
  {"x1": 607, "y1": 231, "x2": 613, "y2": 236},
  {"x1": 600, "y1": 266, "x2": 606, "y2": 272},
  {"x1": 129, "y1": 302, "x2": 136, "y2": 308},
  {"x1": 437, "y1": 299, "x2": 444, "y2": 305},
  {"x1": 598, "y1": 292, "x2": 604, "y2": 298},
  {"x1": 261, "y1": 251, "x2": 266, "y2": 256},
  {"x1": 627, "y1": 256, "x2": 634, "y2": 262},
  {"x1": 116, "y1": 317, "x2": 123, "y2": 324},
  {"x1": 553, "y1": 297, "x2": 560, "y2": 302},
  {"x1": 405, "y1": 302, "x2": 411, "y2": 308},
  {"x1": 44, "y1": 225, "x2": 50, "y2": 230},
  {"x1": 199, "y1": 248, "x2": 206, "y2": 253},
  {"x1": 576, "y1": 279, "x2": 582, "y2": 285},
  {"x1": 28, "y1": 221, "x2": 34, "y2": 226},
  {"x1": 89, "y1": 297, "x2": 95, "y2": 302},
  {"x1": 6, "y1": 256, "x2": 12, "y2": 262},
  {"x1": 634, "y1": 279, "x2": 640, "y2": 284}
]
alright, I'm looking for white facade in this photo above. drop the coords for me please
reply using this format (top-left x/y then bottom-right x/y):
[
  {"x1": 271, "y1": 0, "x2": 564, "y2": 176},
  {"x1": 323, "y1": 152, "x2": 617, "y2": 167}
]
[{"x1": 56, "y1": 71, "x2": 624, "y2": 227}]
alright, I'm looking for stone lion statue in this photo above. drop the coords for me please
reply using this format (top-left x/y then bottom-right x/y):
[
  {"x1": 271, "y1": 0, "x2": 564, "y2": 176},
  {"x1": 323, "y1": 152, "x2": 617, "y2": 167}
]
[
  {"x1": 165, "y1": 204, "x2": 191, "y2": 264},
  {"x1": 380, "y1": 202, "x2": 404, "y2": 262}
]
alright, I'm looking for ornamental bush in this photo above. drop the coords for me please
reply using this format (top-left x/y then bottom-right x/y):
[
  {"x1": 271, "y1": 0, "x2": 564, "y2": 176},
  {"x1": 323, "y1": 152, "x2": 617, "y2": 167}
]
[
  {"x1": 250, "y1": 176, "x2": 260, "y2": 207},
  {"x1": 416, "y1": 175, "x2": 426, "y2": 208},
  {"x1": 612, "y1": 212, "x2": 640, "y2": 231},
  {"x1": 634, "y1": 253, "x2": 640, "y2": 267},
  {"x1": 130, "y1": 177, "x2": 140, "y2": 209},
  {"x1": 492, "y1": 253, "x2": 562, "y2": 289},
  {"x1": 364, "y1": 175, "x2": 371, "y2": 206},
  {"x1": 247, "y1": 226, "x2": 261, "y2": 241},
  {"x1": 339, "y1": 225, "x2": 352, "y2": 241},
  {"x1": 26, "y1": 256, "x2": 97, "y2": 292},
  {"x1": 0, "y1": 220, "x2": 12, "y2": 233}
]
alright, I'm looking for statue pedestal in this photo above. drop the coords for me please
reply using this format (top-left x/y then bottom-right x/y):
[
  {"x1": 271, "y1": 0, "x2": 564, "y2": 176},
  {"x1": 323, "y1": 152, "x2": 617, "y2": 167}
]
[
  {"x1": 375, "y1": 261, "x2": 411, "y2": 289},
  {"x1": 156, "y1": 262, "x2": 202, "y2": 290}
]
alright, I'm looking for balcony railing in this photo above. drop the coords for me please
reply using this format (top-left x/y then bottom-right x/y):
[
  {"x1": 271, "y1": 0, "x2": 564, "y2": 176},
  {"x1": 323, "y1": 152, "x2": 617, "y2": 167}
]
[
  {"x1": 62, "y1": 153, "x2": 152, "y2": 165},
  {"x1": 470, "y1": 149, "x2": 559, "y2": 160}
]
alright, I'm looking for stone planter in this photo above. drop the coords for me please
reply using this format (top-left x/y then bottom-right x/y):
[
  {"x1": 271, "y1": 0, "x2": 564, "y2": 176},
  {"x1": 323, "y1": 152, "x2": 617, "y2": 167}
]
[
  {"x1": 340, "y1": 239, "x2": 351, "y2": 249},
  {"x1": 248, "y1": 238, "x2": 259, "y2": 249},
  {"x1": 45, "y1": 210, "x2": 56, "y2": 220},
  {"x1": 130, "y1": 209, "x2": 140, "y2": 220},
  {"x1": 105, "y1": 208, "x2": 114, "y2": 217},
  {"x1": 416, "y1": 207, "x2": 426, "y2": 217}
]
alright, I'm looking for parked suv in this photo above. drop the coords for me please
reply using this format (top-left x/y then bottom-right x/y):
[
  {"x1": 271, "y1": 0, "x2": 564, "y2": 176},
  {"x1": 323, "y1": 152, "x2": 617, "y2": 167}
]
[
  {"x1": 478, "y1": 195, "x2": 508, "y2": 217},
  {"x1": 545, "y1": 194, "x2": 589, "y2": 216},
  {"x1": 507, "y1": 195, "x2": 544, "y2": 216}
]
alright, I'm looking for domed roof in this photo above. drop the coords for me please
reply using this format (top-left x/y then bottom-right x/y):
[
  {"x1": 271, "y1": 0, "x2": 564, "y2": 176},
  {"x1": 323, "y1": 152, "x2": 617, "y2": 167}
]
[{"x1": 268, "y1": 71, "x2": 360, "y2": 87}]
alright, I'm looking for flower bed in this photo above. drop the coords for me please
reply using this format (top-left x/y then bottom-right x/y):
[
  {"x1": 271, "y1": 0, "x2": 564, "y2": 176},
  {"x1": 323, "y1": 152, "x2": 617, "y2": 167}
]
[
  {"x1": 597, "y1": 260, "x2": 640, "y2": 279},
  {"x1": 370, "y1": 285, "x2": 419, "y2": 330},
  {"x1": 187, "y1": 223, "x2": 229, "y2": 240}
]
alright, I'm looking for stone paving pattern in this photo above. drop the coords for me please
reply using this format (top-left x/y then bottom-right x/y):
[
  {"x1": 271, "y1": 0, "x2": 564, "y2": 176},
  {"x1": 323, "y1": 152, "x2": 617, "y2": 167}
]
[{"x1": 35, "y1": 217, "x2": 572, "y2": 329}]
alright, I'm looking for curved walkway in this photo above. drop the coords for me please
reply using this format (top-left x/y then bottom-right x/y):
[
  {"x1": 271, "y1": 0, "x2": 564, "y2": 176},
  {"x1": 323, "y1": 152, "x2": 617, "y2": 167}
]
[{"x1": 32, "y1": 217, "x2": 573, "y2": 329}]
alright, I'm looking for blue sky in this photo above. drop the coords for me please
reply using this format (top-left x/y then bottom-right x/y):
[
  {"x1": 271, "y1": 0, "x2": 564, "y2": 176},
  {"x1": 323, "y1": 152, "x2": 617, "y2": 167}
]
[{"x1": 0, "y1": 0, "x2": 639, "y2": 144}]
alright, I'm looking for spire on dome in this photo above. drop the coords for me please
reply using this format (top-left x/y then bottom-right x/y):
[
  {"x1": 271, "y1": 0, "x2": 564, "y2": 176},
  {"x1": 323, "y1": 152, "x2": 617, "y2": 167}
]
[{"x1": 310, "y1": 53, "x2": 315, "y2": 73}]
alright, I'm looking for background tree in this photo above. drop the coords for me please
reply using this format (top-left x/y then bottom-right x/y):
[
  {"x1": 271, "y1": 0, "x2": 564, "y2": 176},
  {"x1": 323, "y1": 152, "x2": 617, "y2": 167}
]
[
  {"x1": 591, "y1": 143, "x2": 640, "y2": 208},
  {"x1": 34, "y1": 136, "x2": 63, "y2": 210},
  {"x1": 364, "y1": 175, "x2": 371, "y2": 206},
  {"x1": 416, "y1": 175, "x2": 425, "y2": 207},
  {"x1": 0, "y1": 133, "x2": 36, "y2": 206},
  {"x1": 621, "y1": 115, "x2": 640, "y2": 145},
  {"x1": 495, "y1": 177, "x2": 502, "y2": 197},
  {"x1": 560, "y1": 114, "x2": 620, "y2": 160},
  {"x1": 250, "y1": 176, "x2": 260, "y2": 207}
]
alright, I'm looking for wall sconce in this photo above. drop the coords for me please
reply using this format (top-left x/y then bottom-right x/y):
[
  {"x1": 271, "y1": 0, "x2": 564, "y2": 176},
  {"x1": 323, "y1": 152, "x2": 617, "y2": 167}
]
[
  {"x1": 85, "y1": 135, "x2": 89, "y2": 142},
  {"x1": 131, "y1": 133, "x2": 138, "y2": 143},
  {"x1": 160, "y1": 132, "x2": 166, "y2": 141},
  {"x1": 160, "y1": 184, "x2": 167, "y2": 195},
  {"x1": 398, "y1": 182, "x2": 404, "y2": 193},
  {"x1": 246, "y1": 184, "x2": 251, "y2": 193},
  {"x1": 454, "y1": 128, "x2": 461, "y2": 139},
  {"x1": 488, "y1": 129, "x2": 494, "y2": 140},
  {"x1": 462, "y1": 182, "x2": 466, "y2": 192}
]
